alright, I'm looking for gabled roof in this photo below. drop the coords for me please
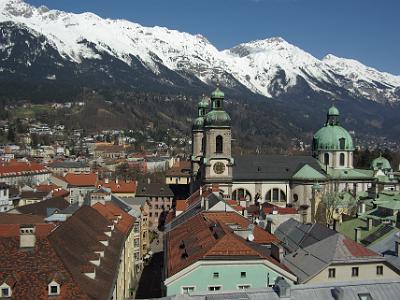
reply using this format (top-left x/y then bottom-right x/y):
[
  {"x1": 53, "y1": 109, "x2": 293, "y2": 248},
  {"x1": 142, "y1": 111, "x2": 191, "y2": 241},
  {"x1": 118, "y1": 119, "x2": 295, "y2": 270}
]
[
  {"x1": 233, "y1": 155, "x2": 325, "y2": 181},
  {"x1": 48, "y1": 206, "x2": 126, "y2": 300},
  {"x1": 284, "y1": 233, "x2": 383, "y2": 283},
  {"x1": 16, "y1": 197, "x2": 70, "y2": 217},
  {"x1": 292, "y1": 164, "x2": 327, "y2": 181},
  {"x1": 136, "y1": 183, "x2": 174, "y2": 197},
  {"x1": 63, "y1": 173, "x2": 97, "y2": 187},
  {"x1": 97, "y1": 179, "x2": 137, "y2": 194},
  {"x1": 166, "y1": 211, "x2": 286, "y2": 278},
  {"x1": 0, "y1": 159, "x2": 50, "y2": 177},
  {"x1": 275, "y1": 218, "x2": 336, "y2": 253}
]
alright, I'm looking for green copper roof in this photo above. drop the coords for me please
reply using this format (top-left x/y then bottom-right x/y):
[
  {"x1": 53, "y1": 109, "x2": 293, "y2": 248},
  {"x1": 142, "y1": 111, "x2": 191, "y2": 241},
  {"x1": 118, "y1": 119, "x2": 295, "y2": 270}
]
[
  {"x1": 326, "y1": 168, "x2": 374, "y2": 180},
  {"x1": 292, "y1": 164, "x2": 326, "y2": 181},
  {"x1": 198, "y1": 97, "x2": 209, "y2": 109},
  {"x1": 371, "y1": 155, "x2": 392, "y2": 171},
  {"x1": 211, "y1": 87, "x2": 224, "y2": 99},
  {"x1": 313, "y1": 125, "x2": 354, "y2": 151},
  {"x1": 204, "y1": 110, "x2": 231, "y2": 127},
  {"x1": 192, "y1": 117, "x2": 204, "y2": 130},
  {"x1": 328, "y1": 105, "x2": 339, "y2": 116}
]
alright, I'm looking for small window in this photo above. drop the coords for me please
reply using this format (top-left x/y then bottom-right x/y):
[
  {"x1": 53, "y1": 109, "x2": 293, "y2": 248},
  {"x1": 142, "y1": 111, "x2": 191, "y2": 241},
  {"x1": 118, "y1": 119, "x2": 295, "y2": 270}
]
[
  {"x1": 358, "y1": 293, "x2": 372, "y2": 300},
  {"x1": 49, "y1": 285, "x2": 59, "y2": 295},
  {"x1": 216, "y1": 135, "x2": 223, "y2": 153},
  {"x1": 208, "y1": 286, "x2": 221, "y2": 291},
  {"x1": 339, "y1": 138, "x2": 346, "y2": 150},
  {"x1": 328, "y1": 268, "x2": 336, "y2": 278},
  {"x1": 241, "y1": 272, "x2": 247, "y2": 278},
  {"x1": 213, "y1": 272, "x2": 219, "y2": 278},
  {"x1": 340, "y1": 153, "x2": 345, "y2": 166},
  {"x1": 293, "y1": 194, "x2": 299, "y2": 202},
  {"x1": 352, "y1": 267, "x2": 359, "y2": 277},
  {"x1": 377, "y1": 265, "x2": 383, "y2": 275},
  {"x1": 182, "y1": 286, "x2": 195, "y2": 294},
  {"x1": 238, "y1": 284, "x2": 251, "y2": 290},
  {"x1": 324, "y1": 153, "x2": 330, "y2": 165},
  {"x1": 1, "y1": 288, "x2": 10, "y2": 297}
]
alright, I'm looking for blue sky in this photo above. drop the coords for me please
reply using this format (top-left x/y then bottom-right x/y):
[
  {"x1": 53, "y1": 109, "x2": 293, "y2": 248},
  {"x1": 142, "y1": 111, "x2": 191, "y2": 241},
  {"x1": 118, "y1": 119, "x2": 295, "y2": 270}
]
[{"x1": 26, "y1": 0, "x2": 400, "y2": 75}]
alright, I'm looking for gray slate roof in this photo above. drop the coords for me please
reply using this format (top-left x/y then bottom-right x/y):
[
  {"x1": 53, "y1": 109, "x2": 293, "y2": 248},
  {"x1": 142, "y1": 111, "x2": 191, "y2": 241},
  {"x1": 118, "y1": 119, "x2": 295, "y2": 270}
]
[
  {"x1": 283, "y1": 233, "x2": 384, "y2": 283},
  {"x1": 159, "y1": 279, "x2": 400, "y2": 300},
  {"x1": 233, "y1": 155, "x2": 325, "y2": 181},
  {"x1": 368, "y1": 229, "x2": 400, "y2": 271},
  {"x1": 136, "y1": 183, "x2": 174, "y2": 197},
  {"x1": 274, "y1": 218, "x2": 336, "y2": 252}
]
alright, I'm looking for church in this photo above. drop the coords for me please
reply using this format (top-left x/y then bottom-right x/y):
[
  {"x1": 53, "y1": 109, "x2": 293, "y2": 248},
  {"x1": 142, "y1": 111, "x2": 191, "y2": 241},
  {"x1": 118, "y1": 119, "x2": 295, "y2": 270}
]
[{"x1": 190, "y1": 88, "x2": 378, "y2": 222}]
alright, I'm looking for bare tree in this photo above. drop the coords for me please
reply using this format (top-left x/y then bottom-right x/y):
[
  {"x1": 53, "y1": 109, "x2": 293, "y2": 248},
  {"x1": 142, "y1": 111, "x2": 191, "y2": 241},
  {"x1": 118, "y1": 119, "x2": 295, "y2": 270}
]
[{"x1": 322, "y1": 191, "x2": 357, "y2": 225}]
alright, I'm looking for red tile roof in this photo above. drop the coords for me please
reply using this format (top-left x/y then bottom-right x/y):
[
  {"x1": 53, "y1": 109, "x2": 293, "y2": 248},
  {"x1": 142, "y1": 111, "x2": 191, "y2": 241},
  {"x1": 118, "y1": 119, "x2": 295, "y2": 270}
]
[
  {"x1": 0, "y1": 220, "x2": 88, "y2": 299},
  {"x1": 97, "y1": 179, "x2": 137, "y2": 194},
  {"x1": 343, "y1": 237, "x2": 380, "y2": 257},
  {"x1": 92, "y1": 202, "x2": 135, "y2": 235},
  {"x1": 263, "y1": 203, "x2": 298, "y2": 215},
  {"x1": 175, "y1": 200, "x2": 188, "y2": 212},
  {"x1": 166, "y1": 211, "x2": 283, "y2": 277},
  {"x1": 0, "y1": 159, "x2": 50, "y2": 177},
  {"x1": 63, "y1": 173, "x2": 97, "y2": 187},
  {"x1": 16, "y1": 197, "x2": 70, "y2": 217},
  {"x1": 0, "y1": 213, "x2": 44, "y2": 225}
]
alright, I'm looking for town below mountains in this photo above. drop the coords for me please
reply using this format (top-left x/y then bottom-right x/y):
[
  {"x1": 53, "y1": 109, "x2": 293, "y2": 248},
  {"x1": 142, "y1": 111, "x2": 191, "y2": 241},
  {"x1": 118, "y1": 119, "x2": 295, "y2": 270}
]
[{"x1": 0, "y1": 0, "x2": 400, "y2": 150}]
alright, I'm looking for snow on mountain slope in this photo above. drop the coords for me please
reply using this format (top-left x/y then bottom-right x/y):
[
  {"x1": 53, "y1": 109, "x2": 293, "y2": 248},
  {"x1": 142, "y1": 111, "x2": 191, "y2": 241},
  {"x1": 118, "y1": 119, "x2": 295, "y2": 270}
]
[{"x1": 1, "y1": 0, "x2": 400, "y2": 102}]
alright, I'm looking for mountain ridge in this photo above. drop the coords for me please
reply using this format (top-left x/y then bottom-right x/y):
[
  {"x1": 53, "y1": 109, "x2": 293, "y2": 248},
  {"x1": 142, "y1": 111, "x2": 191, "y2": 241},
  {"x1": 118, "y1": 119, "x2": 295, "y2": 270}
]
[{"x1": 1, "y1": 0, "x2": 400, "y2": 104}]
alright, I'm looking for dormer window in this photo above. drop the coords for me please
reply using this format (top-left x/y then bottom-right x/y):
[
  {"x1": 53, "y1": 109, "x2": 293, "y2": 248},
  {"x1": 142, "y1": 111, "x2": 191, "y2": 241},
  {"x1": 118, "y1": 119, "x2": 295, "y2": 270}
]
[
  {"x1": 1, "y1": 286, "x2": 11, "y2": 298},
  {"x1": 48, "y1": 281, "x2": 60, "y2": 296}
]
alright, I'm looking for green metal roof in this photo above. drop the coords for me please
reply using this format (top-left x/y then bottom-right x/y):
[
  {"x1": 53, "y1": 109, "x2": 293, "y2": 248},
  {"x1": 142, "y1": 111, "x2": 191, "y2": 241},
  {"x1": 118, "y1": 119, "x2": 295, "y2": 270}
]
[
  {"x1": 313, "y1": 125, "x2": 354, "y2": 151},
  {"x1": 211, "y1": 87, "x2": 224, "y2": 99},
  {"x1": 326, "y1": 168, "x2": 374, "y2": 180},
  {"x1": 197, "y1": 97, "x2": 209, "y2": 109},
  {"x1": 292, "y1": 164, "x2": 327, "y2": 181},
  {"x1": 371, "y1": 155, "x2": 392, "y2": 171},
  {"x1": 192, "y1": 116, "x2": 204, "y2": 130},
  {"x1": 204, "y1": 110, "x2": 231, "y2": 127},
  {"x1": 328, "y1": 105, "x2": 339, "y2": 116}
]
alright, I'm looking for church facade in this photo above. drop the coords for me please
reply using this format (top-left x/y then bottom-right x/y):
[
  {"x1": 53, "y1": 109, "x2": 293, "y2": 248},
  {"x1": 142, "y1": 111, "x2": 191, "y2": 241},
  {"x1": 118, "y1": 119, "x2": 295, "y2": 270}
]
[{"x1": 191, "y1": 88, "x2": 377, "y2": 222}]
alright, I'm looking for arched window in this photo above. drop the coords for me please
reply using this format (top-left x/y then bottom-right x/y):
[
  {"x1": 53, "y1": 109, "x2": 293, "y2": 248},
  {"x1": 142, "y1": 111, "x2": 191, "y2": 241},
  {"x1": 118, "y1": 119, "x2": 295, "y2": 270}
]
[
  {"x1": 201, "y1": 137, "x2": 205, "y2": 153},
  {"x1": 324, "y1": 153, "x2": 330, "y2": 165},
  {"x1": 216, "y1": 135, "x2": 223, "y2": 153},
  {"x1": 232, "y1": 189, "x2": 252, "y2": 202},
  {"x1": 340, "y1": 153, "x2": 345, "y2": 166},
  {"x1": 293, "y1": 194, "x2": 299, "y2": 202},
  {"x1": 339, "y1": 138, "x2": 345, "y2": 150},
  {"x1": 265, "y1": 188, "x2": 286, "y2": 202}
]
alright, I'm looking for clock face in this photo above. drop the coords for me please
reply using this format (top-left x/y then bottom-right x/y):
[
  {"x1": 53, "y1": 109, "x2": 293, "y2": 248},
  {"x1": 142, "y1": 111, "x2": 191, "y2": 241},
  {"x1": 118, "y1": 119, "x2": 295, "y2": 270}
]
[{"x1": 213, "y1": 162, "x2": 226, "y2": 174}]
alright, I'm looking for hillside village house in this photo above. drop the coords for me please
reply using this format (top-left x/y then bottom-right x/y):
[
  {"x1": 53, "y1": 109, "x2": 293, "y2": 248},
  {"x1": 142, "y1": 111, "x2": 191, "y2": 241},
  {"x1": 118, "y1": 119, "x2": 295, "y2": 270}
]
[
  {"x1": 47, "y1": 160, "x2": 90, "y2": 176},
  {"x1": 98, "y1": 178, "x2": 137, "y2": 198},
  {"x1": 51, "y1": 172, "x2": 97, "y2": 204},
  {"x1": 0, "y1": 159, "x2": 51, "y2": 186}
]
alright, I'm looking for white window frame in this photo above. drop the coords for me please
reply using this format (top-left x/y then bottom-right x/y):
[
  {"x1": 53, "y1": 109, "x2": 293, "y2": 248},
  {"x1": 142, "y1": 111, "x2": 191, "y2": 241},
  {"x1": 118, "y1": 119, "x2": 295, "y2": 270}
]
[
  {"x1": 0, "y1": 283, "x2": 11, "y2": 298},
  {"x1": 208, "y1": 285, "x2": 222, "y2": 292},
  {"x1": 237, "y1": 284, "x2": 252, "y2": 290},
  {"x1": 181, "y1": 286, "x2": 196, "y2": 294},
  {"x1": 48, "y1": 281, "x2": 60, "y2": 296}
]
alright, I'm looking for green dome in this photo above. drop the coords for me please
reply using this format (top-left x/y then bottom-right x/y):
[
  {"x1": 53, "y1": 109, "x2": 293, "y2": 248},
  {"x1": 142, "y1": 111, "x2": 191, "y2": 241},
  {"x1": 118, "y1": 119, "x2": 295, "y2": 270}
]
[
  {"x1": 204, "y1": 110, "x2": 231, "y2": 127},
  {"x1": 313, "y1": 125, "x2": 354, "y2": 151},
  {"x1": 198, "y1": 97, "x2": 209, "y2": 109},
  {"x1": 211, "y1": 88, "x2": 224, "y2": 99},
  {"x1": 328, "y1": 105, "x2": 339, "y2": 116},
  {"x1": 371, "y1": 155, "x2": 391, "y2": 171},
  {"x1": 192, "y1": 117, "x2": 205, "y2": 130}
]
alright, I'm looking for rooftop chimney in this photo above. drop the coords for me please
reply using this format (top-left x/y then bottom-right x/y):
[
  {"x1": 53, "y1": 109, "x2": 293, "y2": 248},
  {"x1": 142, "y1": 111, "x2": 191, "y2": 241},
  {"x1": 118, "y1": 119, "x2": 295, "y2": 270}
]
[
  {"x1": 274, "y1": 277, "x2": 291, "y2": 298},
  {"x1": 367, "y1": 218, "x2": 373, "y2": 231},
  {"x1": 355, "y1": 227, "x2": 361, "y2": 244},
  {"x1": 331, "y1": 287, "x2": 344, "y2": 300},
  {"x1": 271, "y1": 242, "x2": 285, "y2": 263},
  {"x1": 19, "y1": 224, "x2": 36, "y2": 249}
]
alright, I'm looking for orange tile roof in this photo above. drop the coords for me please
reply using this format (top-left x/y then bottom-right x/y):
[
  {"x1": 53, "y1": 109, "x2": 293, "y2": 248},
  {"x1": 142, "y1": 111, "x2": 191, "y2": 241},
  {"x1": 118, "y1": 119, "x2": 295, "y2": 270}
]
[
  {"x1": 0, "y1": 213, "x2": 44, "y2": 225},
  {"x1": 98, "y1": 179, "x2": 137, "y2": 194},
  {"x1": 63, "y1": 172, "x2": 97, "y2": 186},
  {"x1": 166, "y1": 211, "x2": 283, "y2": 277},
  {"x1": 204, "y1": 212, "x2": 279, "y2": 245},
  {"x1": 175, "y1": 200, "x2": 188, "y2": 212},
  {"x1": 0, "y1": 159, "x2": 50, "y2": 177},
  {"x1": 35, "y1": 183, "x2": 59, "y2": 192},
  {"x1": 0, "y1": 223, "x2": 55, "y2": 238},
  {"x1": 92, "y1": 202, "x2": 135, "y2": 235}
]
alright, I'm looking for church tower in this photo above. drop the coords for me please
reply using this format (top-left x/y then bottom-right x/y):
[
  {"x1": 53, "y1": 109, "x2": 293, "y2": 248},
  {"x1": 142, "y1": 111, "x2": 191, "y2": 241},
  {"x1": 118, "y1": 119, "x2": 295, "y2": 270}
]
[
  {"x1": 200, "y1": 87, "x2": 234, "y2": 197},
  {"x1": 312, "y1": 105, "x2": 354, "y2": 169},
  {"x1": 190, "y1": 96, "x2": 209, "y2": 192}
]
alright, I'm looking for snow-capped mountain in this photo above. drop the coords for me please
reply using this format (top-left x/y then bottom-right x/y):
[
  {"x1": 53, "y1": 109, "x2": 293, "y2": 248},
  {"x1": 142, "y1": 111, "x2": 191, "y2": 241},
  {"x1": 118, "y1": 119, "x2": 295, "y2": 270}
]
[{"x1": 1, "y1": 0, "x2": 400, "y2": 103}]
